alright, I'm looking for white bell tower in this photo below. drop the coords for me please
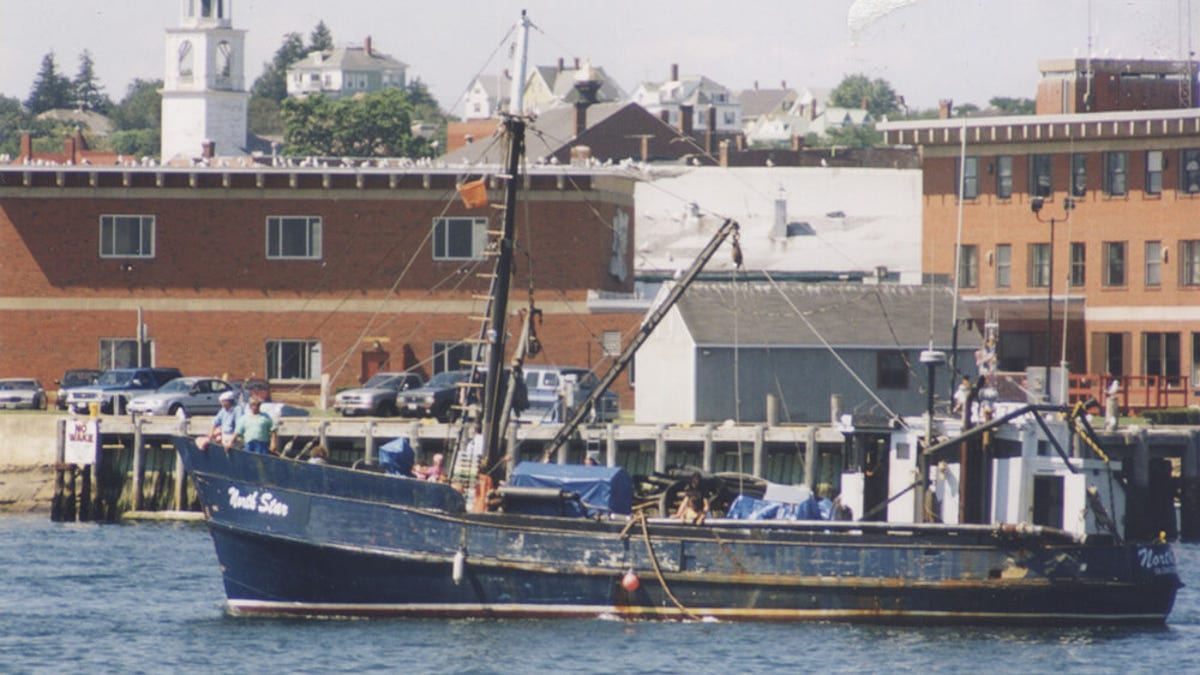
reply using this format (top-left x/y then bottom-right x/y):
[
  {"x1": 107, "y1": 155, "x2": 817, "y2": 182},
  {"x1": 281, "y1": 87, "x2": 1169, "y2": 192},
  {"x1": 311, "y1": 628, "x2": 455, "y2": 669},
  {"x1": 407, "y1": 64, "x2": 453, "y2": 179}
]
[{"x1": 160, "y1": 0, "x2": 249, "y2": 161}]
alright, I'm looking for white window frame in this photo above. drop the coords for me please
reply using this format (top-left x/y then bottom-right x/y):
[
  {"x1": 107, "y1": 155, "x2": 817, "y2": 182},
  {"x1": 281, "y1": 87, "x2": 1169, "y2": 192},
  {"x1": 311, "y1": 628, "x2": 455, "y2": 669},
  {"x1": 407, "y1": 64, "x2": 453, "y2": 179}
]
[
  {"x1": 100, "y1": 215, "x2": 155, "y2": 258},
  {"x1": 433, "y1": 217, "x2": 488, "y2": 260},
  {"x1": 266, "y1": 216, "x2": 322, "y2": 260},
  {"x1": 266, "y1": 339, "x2": 321, "y2": 382}
]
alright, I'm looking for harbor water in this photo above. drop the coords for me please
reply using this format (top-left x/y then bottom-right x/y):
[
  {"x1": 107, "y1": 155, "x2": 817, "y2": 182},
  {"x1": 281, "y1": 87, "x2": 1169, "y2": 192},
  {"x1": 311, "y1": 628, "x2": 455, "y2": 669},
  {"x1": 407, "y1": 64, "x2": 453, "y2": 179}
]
[{"x1": 3, "y1": 515, "x2": 1199, "y2": 674}]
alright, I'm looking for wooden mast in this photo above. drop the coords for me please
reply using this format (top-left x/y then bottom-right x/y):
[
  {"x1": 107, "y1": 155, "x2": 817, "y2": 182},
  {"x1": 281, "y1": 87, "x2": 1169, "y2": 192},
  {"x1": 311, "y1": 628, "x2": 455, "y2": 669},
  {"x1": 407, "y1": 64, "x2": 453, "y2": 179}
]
[{"x1": 480, "y1": 11, "x2": 530, "y2": 475}]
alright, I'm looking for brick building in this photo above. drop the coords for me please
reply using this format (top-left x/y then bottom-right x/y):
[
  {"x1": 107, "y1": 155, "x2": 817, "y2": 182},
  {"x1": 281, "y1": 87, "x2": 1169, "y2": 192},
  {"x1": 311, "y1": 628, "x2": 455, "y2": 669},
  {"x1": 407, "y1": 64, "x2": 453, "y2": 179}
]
[
  {"x1": 0, "y1": 165, "x2": 638, "y2": 407},
  {"x1": 879, "y1": 101, "x2": 1200, "y2": 401}
]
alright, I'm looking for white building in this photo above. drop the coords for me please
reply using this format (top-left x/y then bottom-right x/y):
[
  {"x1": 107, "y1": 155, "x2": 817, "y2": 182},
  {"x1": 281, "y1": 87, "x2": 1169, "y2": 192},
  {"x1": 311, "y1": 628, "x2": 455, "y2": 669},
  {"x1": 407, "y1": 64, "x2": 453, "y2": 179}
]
[
  {"x1": 160, "y1": 0, "x2": 249, "y2": 161},
  {"x1": 286, "y1": 37, "x2": 407, "y2": 100},
  {"x1": 631, "y1": 64, "x2": 741, "y2": 133}
]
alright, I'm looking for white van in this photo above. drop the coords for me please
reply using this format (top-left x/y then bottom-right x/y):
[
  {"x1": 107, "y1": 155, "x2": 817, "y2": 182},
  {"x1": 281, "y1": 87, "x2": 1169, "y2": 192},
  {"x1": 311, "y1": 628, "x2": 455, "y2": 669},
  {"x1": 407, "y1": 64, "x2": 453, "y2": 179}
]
[{"x1": 521, "y1": 365, "x2": 619, "y2": 423}]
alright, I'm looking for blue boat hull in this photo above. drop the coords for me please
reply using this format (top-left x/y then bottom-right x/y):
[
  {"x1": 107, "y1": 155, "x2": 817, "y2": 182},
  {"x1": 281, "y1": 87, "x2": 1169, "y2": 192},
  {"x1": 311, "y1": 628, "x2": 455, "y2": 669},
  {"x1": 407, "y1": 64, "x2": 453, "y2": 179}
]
[{"x1": 176, "y1": 438, "x2": 1180, "y2": 623}]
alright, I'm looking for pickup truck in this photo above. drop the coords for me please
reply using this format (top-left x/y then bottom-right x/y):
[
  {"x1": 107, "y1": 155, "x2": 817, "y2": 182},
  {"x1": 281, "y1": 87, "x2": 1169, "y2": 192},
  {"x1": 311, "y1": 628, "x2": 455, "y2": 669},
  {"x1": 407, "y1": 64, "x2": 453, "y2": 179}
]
[{"x1": 67, "y1": 367, "x2": 183, "y2": 415}]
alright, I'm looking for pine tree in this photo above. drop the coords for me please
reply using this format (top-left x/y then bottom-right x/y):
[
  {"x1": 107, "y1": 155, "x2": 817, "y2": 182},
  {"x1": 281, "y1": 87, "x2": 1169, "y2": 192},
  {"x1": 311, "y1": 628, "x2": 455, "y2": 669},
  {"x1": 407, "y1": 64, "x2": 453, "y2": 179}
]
[
  {"x1": 251, "y1": 32, "x2": 307, "y2": 104},
  {"x1": 309, "y1": 21, "x2": 333, "y2": 51},
  {"x1": 73, "y1": 50, "x2": 111, "y2": 113},
  {"x1": 25, "y1": 52, "x2": 73, "y2": 114}
]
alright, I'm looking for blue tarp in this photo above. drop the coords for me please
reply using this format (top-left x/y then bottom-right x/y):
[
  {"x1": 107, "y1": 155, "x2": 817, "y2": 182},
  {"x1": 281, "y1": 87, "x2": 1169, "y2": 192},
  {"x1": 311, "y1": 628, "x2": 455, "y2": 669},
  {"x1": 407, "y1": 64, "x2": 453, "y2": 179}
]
[
  {"x1": 378, "y1": 437, "x2": 415, "y2": 477},
  {"x1": 508, "y1": 462, "x2": 633, "y2": 517},
  {"x1": 727, "y1": 494, "x2": 831, "y2": 521}
]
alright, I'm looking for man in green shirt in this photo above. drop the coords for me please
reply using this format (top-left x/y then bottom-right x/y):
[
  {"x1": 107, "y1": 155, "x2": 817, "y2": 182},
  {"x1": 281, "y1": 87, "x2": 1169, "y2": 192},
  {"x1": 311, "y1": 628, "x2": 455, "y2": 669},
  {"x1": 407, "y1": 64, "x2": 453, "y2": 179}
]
[{"x1": 233, "y1": 398, "x2": 276, "y2": 454}]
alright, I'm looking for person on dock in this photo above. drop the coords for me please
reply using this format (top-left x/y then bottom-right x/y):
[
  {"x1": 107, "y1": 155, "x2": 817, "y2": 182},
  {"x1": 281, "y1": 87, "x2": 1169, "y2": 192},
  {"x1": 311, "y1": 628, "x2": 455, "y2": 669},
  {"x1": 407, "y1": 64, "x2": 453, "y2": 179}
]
[
  {"x1": 207, "y1": 391, "x2": 242, "y2": 450},
  {"x1": 230, "y1": 397, "x2": 276, "y2": 454}
]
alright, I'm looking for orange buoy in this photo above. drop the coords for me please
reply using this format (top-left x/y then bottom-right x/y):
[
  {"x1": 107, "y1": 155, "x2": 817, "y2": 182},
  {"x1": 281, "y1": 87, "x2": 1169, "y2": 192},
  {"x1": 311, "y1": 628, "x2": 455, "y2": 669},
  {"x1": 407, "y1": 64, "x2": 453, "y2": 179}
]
[{"x1": 621, "y1": 571, "x2": 640, "y2": 592}]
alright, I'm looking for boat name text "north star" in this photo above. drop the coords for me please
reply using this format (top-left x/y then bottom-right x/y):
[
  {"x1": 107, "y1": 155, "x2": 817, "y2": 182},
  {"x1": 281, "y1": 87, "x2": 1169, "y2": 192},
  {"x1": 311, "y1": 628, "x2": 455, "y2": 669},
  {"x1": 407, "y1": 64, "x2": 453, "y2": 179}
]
[
  {"x1": 227, "y1": 486, "x2": 290, "y2": 517},
  {"x1": 1137, "y1": 546, "x2": 1177, "y2": 574}
]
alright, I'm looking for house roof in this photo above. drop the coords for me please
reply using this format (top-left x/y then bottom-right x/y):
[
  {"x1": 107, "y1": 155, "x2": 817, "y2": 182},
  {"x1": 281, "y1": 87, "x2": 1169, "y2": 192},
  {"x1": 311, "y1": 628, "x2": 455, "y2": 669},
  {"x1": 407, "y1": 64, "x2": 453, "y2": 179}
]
[
  {"x1": 673, "y1": 282, "x2": 979, "y2": 349},
  {"x1": 291, "y1": 45, "x2": 406, "y2": 72},
  {"x1": 532, "y1": 64, "x2": 626, "y2": 104},
  {"x1": 439, "y1": 101, "x2": 689, "y2": 165},
  {"x1": 737, "y1": 88, "x2": 797, "y2": 118},
  {"x1": 635, "y1": 166, "x2": 923, "y2": 282}
]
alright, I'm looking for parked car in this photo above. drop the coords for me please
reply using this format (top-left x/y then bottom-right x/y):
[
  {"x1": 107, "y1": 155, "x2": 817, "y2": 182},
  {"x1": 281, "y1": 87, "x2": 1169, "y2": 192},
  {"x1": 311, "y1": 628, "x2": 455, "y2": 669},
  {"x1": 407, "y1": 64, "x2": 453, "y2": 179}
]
[
  {"x1": 396, "y1": 370, "x2": 470, "y2": 422},
  {"x1": 334, "y1": 371, "x2": 425, "y2": 417},
  {"x1": 54, "y1": 369, "x2": 102, "y2": 410},
  {"x1": 522, "y1": 365, "x2": 619, "y2": 423},
  {"x1": 0, "y1": 378, "x2": 47, "y2": 410},
  {"x1": 68, "y1": 367, "x2": 183, "y2": 415},
  {"x1": 229, "y1": 377, "x2": 271, "y2": 404},
  {"x1": 127, "y1": 377, "x2": 234, "y2": 417}
]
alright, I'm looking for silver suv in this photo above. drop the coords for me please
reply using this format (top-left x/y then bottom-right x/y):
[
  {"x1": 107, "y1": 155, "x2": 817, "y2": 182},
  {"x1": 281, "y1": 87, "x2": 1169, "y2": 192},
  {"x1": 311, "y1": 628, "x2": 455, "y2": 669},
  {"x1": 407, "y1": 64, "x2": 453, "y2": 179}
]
[{"x1": 334, "y1": 371, "x2": 425, "y2": 417}]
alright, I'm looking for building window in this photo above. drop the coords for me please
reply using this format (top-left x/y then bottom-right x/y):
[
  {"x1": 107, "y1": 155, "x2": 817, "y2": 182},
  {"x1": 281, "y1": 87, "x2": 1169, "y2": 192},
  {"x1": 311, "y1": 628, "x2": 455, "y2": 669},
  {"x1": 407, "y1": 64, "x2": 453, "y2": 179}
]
[
  {"x1": 1069, "y1": 242, "x2": 1085, "y2": 287},
  {"x1": 1146, "y1": 150, "x2": 1164, "y2": 195},
  {"x1": 266, "y1": 340, "x2": 321, "y2": 381},
  {"x1": 1103, "y1": 241, "x2": 1126, "y2": 287},
  {"x1": 266, "y1": 216, "x2": 322, "y2": 260},
  {"x1": 1028, "y1": 243, "x2": 1050, "y2": 288},
  {"x1": 958, "y1": 244, "x2": 978, "y2": 288},
  {"x1": 877, "y1": 351, "x2": 908, "y2": 390},
  {"x1": 1103, "y1": 333, "x2": 1125, "y2": 376},
  {"x1": 433, "y1": 217, "x2": 487, "y2": 260},
  {"x1": 995, "y1": 244, "x2": 1011, "y2": 288},
  {"x1": 1181, "y1": 240, "x2": 1200, "y2": 286},
  {"x1": 1071, "y1": 153, "x2": 1087, "y2": 197},
  {"x1": 957, "y1": 157, "x2": 978, "y2": 200},
  {"x1": 100, "y1": 215, "x2": 155, "y2": 258},
  {"x1": 432, "y1": 340, "x2": 472, "y2": 374},
  {"x1": 178, "y1": 41, "x2": 193, "y2": 78},
  {"x1": 1104, "y1": 152, "x2": 1128, "y2": 196},
  {"x1": 1144, "y1": 332, "x2": 1181, "y2": 386},
  {"x1": 601, "y1": 330, "x2": 622, "y2": 357},
  {"x1": 217, "y1": 41, "x2": 232, "y2": 79},
  {"x1": 1030, "y1": 154, "x2": 1052, "y2": 197},
  {"x1": 1145, "y1": 241, "x2": 1162, "y2": 287},
  {"x1": 995, "y1": 155, "x2": 1013, "y2": 198},
  {"x1": 1182, "y1": 149, "x2": 1200, "y2": 193},
  {"x1": 99, "y1": 338, "x2": 152, "y2": 370}
]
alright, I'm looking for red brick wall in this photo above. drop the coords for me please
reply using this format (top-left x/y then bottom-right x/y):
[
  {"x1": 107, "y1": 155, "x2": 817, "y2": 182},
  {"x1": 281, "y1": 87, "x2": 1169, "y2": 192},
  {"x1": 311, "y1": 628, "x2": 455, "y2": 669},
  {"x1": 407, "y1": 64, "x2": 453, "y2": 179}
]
[{"x1": 0, "y1": 168, "x2": 639, "y2": 403}]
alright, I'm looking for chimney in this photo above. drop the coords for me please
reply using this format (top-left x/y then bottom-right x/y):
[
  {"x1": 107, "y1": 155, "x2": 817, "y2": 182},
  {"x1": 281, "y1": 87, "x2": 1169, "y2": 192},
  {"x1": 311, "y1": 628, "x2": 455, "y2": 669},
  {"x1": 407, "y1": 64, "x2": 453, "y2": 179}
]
[
  {"x1": 63, "y1": 136, "x2": 76, "y2": 164},
  {"x1": 719, "y1": 139, "x2": 729, "y2": 167},
  {"x1": 640, "y1": 135, "x2": 650, "y2": 162},
  {"x1": 774, "y1": 196, "x2": 787, "y2": 238},
  {"x1": 679, "y1": 104, "x2": 694, "y2": 137},
  {"x1": 735, "y1": 134, "x2": 744, "y2": 151},
  {"x1": 705, "y1": 106, "x2": 717, "y2": 154},
  {"x1": 19, "y1": 132, "x2": 31, "y2": 161},
  {"x1": 753, "y1": 80, "x2": 759, "y2": 90},
  {"x1": 781, "y1": 80, "x2": 786, "y2": 89},
  {"x1": 938, "y1": 99, "x2": 953, "y2": 119},
  {"x1": 660, "y1": 109, "x2": 671, "y2": 124},
  {"x1": 575, "y1": 102, "x2": 588, "y2": 137},
  {"x1": 364, "y1": 36, "x2": 372, "y2": 56},
  {"x1": 808, "y1": 103, "x2": 817, "y2": 121},
  {"x1": 671, "y1": 63, "x2": 679, "y2": 81},
  {"x1": 574, "y1": 57, "x2": 580, "y2": 69},
  {"x1": 558, "y1": 57, "x2": 564, "y2": 72},
  {"x1": 861, "y1": 96, "x2": 869, "y2": 110},
  {"x1": 202, "y1": 140, "x2": 216, "y2": 158},
  {"x1": 791, "y1": 134, "x2": 801, "y2": 151}
]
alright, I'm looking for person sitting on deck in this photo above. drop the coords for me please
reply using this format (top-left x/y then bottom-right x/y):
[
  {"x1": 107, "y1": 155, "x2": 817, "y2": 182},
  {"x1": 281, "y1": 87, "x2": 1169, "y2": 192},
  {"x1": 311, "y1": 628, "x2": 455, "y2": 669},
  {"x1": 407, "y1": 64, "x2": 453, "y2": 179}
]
[
  {"x1": 230, "y1": 398, "x2": 275, "y2": 454},
  {"x1": 675, "y1": 473, "x2": 710, "y2": 525},
  {"x1": 416, "y1": 453, "x2": 445, "y2": 481}
]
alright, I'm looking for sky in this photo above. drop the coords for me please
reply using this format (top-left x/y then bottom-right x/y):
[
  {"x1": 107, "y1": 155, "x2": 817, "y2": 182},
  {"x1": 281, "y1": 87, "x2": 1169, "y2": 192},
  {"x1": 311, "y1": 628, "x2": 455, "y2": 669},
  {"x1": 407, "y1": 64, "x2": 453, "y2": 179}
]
[{"x1": 1, "y1": 0, "x2": 1196, "y2": 116}]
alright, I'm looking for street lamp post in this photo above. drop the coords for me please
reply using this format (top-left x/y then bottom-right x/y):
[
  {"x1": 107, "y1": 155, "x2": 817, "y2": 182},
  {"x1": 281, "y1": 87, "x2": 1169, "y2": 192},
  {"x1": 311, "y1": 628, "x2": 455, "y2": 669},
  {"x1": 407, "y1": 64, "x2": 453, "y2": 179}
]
[{"x1": 1030, "y1": 195, "x2": 1074, "y2": 402}]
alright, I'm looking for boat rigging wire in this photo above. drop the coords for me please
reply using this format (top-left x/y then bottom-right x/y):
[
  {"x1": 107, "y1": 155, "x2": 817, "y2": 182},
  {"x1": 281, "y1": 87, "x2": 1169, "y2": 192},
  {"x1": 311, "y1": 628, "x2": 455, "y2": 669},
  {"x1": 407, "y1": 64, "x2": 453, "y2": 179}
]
[{"x1": 761, "y1": 270, "x2": 908, "y2": 428}]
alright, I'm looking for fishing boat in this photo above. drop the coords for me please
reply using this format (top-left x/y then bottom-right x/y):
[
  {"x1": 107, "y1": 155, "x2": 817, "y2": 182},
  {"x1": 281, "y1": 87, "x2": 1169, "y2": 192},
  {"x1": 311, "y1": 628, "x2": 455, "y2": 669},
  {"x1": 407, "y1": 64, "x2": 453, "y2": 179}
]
[{"x1": 175, "y1": 12, "x2": 1180, "y2": 624}]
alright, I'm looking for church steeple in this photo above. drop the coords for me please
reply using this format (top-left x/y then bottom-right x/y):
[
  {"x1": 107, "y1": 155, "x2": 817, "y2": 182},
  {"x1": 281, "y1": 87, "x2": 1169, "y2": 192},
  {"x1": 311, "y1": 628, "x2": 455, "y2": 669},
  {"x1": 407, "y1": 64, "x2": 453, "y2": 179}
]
[{"x1": 161, "y1": 0, "x2": 248, "y2": 160}]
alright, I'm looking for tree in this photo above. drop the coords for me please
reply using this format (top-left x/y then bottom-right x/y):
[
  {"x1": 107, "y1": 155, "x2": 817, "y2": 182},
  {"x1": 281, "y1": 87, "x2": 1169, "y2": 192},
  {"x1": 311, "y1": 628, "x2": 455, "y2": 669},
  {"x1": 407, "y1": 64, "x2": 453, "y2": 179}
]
[
  {"x1": 283, "y1": 88, "x2": 425, "y2": 157},
  {"x1": 309, "y1": 21, "x2": 333, "y2": 51},
  {"x1": 73, "y1": 50, "x2": 111, "y2": 113},
  {"x1": 109, "y1": 79, "x2": 162, "y2": 131},
  {"x1": 248, "y1": 95, "x2": 283, "y2": 135},
  {"x1": 990, "y1": 96, "x2": 1036, "y2": 115},
  {"x1": 814, "y1": 124, "x2": 882, "y2": 149},
  {"x1": 829, "y1": 74, "x2": 899, "y2": 119},
  {"x1": 25, "y1": 52, "x2": 73, "y2": 114},
  {"x1": 0, "y1": 95, "x2": 34, "y2": 156},
  {"x1": 252, "y1": 32, "x2": 307, "y2": 103}
]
